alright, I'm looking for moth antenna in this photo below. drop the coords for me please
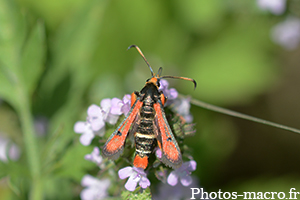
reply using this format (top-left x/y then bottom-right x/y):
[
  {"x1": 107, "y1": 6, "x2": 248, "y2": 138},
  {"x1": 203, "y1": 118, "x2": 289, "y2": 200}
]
[
  {"x1": 160, "y1": 75, "x2": 197, "y2": 90},
  {"x1": 157, "y1": 67, "x2": 163, "y2": 76},
  {"x1": 128, "y1": 45, "x2": 154, "y2": 77}
]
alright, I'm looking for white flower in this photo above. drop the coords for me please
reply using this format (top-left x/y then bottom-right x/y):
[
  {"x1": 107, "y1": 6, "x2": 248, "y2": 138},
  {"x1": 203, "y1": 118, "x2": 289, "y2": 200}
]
[
  {"x1": 118, "y1": 166, "x2": 151, "y2": 191},
  {"x1": 153, "y1": 177, "x2": 201, "y2": 200},
  {"x1": 159, "y1": 79, "x2": 178, "y2": 102},
  {"x1": 271, "y1": 17, "x2": 300, "y2": 50},
  {"x1": 80, "y1": 175, "x2": 110, "y2": 200},
  {"x1": 0, "y1": 135, "x2": 20, "y2": 162},
  {"x1": 87, "y1": 104, "x2": 106, "y2": 131},
  {"x1": 172, "y1": 97, "x2": 193, "y2": 123},
  {"x1": 74, "y1": 121, "x2": 97, "y2": 146},
  {"x1": 84, "y1": 147, "x2": 103, "y2": 166},
  {"x1": 167, "y1": 160, "x2": 197, "y2": 187},
  {"x1": 257, "y1": 0, "x2": 286, "y2": 15}
]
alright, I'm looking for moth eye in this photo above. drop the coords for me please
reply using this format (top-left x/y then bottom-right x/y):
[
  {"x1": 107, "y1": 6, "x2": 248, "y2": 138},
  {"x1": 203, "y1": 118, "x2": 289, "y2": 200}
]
[
  {"x1": 146, "y1": 78, "x2": 150, "y2": 82},
  {"x1": 157, "y1": 81, "x2": 160, "y2": 88}
]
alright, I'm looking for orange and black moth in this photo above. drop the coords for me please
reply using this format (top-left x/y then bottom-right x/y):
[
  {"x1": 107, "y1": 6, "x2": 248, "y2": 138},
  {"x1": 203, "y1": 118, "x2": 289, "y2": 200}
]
[{"x1": 102, "y1": 45, "x2": 196, "y2": 169}]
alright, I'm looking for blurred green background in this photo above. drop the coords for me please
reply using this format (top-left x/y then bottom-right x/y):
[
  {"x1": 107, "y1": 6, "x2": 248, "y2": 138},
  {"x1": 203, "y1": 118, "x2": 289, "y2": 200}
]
[{"x1": 1, "y1": 0, "x2": 300, "y2": 199}]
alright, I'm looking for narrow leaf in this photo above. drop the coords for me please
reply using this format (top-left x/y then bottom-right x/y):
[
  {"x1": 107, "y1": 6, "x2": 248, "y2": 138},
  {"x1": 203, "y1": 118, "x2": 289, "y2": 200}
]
[{"x1": 21, "y1": 21, "x2": 46, "y2": 94}]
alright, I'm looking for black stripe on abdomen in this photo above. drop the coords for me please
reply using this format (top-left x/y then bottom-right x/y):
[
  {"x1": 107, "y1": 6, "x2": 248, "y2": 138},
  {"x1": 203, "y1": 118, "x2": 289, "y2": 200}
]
[{"x1": 135, "y1": 132, "x2": 156, "y2": 157}]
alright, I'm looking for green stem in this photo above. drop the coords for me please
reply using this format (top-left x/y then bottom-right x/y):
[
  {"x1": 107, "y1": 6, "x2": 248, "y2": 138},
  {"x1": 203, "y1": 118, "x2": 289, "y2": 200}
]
[
  {"x1": 17, "y1": 86, "x2": 42, "y2": 200},
  {"x1": 189, "y1": 97, "x2": 300, "y2": 135}
]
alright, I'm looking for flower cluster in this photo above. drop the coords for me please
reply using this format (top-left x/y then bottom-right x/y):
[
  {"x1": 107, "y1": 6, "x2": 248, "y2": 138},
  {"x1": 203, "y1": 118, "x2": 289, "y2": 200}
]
[
  {"x1": 74, "y1": 79, "x2": 197, "y2": 199},
  {"x1": 0, "y1": 135, "x2": 20, "y2": 162},
  {"x1": 271, "y1": 17, "x2": 300, "y2": 50},
  {"x1": 80, "y1": 175, "x2": 111, "y2": 200},
  {"x1": 167, "y1": 160, "x2": 197, "y2": 186},
  {"x1": 118, "y1": 166, "x2": 151, "y2": 191},
  {"x1": 159, "y1": 79, "x2": 178, "y2": 103},
  {"x1": 84, "y1": 147, "x2": 103, "y2": 167},
  {"x1": 256, "y1": 0, "x2": 286, "y2": 15},
  {"x1": 153, "y1": 176, "x2": 201, "y2": 200},
  {"x1": 74, "y1": 95, "x2": 131, "y2": 146},
  {"x1": 256, "y1": 0, "x2": 300, "y2": 50}
]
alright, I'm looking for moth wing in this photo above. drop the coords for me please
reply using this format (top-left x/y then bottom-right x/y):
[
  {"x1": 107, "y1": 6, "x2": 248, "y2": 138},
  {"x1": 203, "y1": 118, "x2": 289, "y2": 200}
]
[
  {"x1": 154, "y1": 100, "x2": 182, "y2": 169},
  {"x1": 102, "y1": 100, "x2": 143, "y2": 160}
]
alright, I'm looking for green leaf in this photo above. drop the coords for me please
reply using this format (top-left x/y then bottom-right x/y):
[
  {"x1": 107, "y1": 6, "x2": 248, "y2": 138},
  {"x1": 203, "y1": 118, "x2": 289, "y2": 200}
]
[
  {"x1": 0, "y1": 0, "x2": 26, "y2": 107},
  {"x1": 121, "y1": 187, "x2": 152, "y2": 200},
  {"x1": 20, "y1": 21, "x2": 45, "y2": 94},
  {"x1": 0, "y1": 0, "x2": 26, "y2": 72},
  {"x1": 0, "y1": 67, "x2": 17, "y2": 107},
  {"x1": 38, "y1": 0, "x2": 109, "y2": 158},
  {"x1": 55, "y1": 144, "x2": 95, "y2": 182},
  {"x1": 41, "y1": 0, "x2": 108, "y2": 95},
  {"x1": 43, "y1": 176, "x2": 73, "y2": 199},
  {"x1": 0, "y1": 0, "x2": 45, "y2": 105},
  {"x1": 0, "y1": 161, "x2": 7, "y2": 179},
  {"x1": 0, "y1": 1, "x2": 45, "y2": 199}
]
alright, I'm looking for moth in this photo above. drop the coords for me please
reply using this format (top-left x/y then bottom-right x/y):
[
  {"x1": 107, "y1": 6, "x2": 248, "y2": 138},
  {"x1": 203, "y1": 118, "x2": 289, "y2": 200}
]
[{"x1": 102, "y1": 45, "x2": 196, "y2": 169}]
